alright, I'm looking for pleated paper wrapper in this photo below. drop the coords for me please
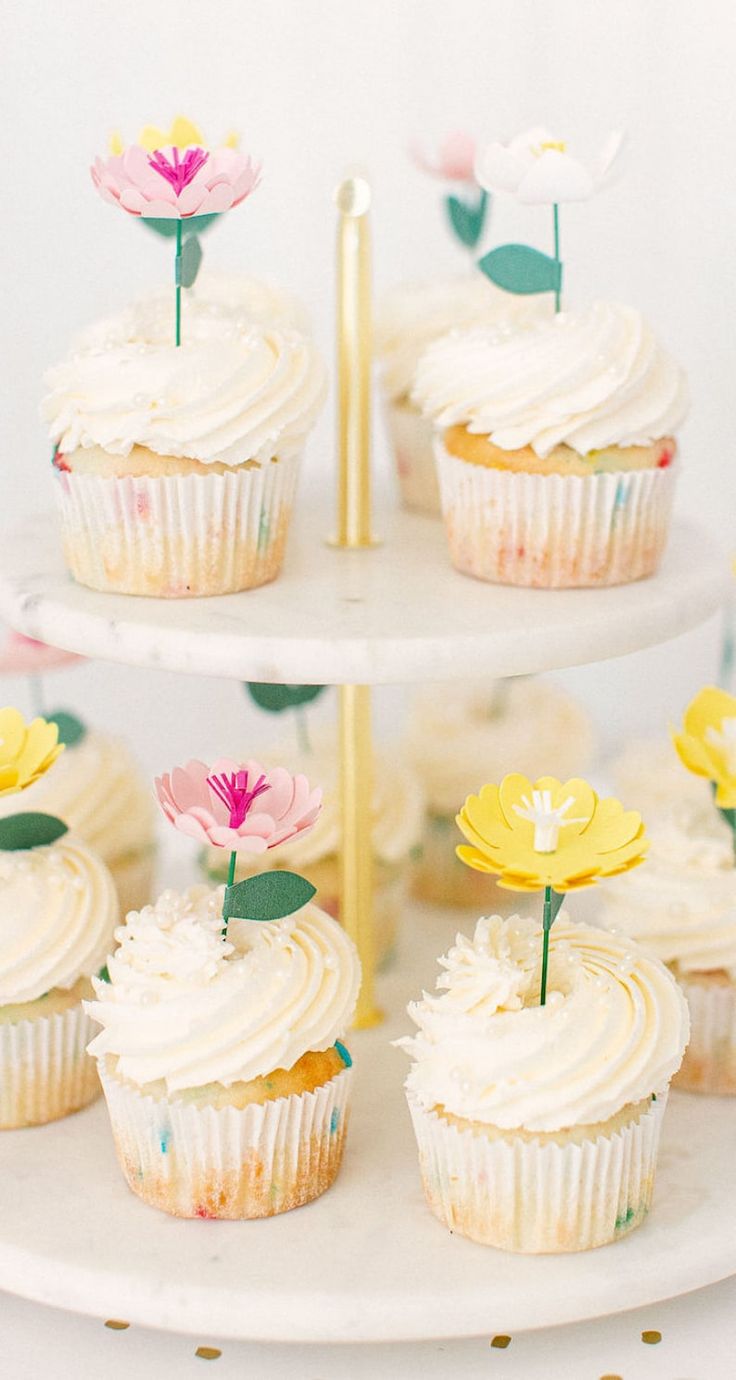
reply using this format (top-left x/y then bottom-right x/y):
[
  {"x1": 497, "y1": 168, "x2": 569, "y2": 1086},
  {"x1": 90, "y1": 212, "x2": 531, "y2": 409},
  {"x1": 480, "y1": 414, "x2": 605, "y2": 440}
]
[
  {"x1": 54, "y1": 454, "x2": 300, "y2": 597},
  {"x1": 98, "y1": 1060, "x2": 353, "y2": 1219},
  {"x1": 434, "y1": 440, "x2": 677, "y2": 588},
  {"x1": 0, "y1": 1004, "x2": 100, "y2": 1129},
  {"x1": 382, "y1": 396, "x2": 441, "y2": 516},
  {"x1": 407, "y1": 1090, "x2": 669, "y2": 1253},
  {"x1": 675, "y1": 973, "x2": 736, "y2": 1094}
]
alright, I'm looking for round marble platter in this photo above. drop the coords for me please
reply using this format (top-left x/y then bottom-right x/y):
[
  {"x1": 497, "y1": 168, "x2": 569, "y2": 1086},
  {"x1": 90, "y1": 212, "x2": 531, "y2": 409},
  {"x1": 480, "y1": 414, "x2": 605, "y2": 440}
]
[
  {"x1": 0, "y1": 903, "x2": 733, "y2": 1344},
  {"x1": 0, "y1": 511, "x2": 727, "y2": 684}
]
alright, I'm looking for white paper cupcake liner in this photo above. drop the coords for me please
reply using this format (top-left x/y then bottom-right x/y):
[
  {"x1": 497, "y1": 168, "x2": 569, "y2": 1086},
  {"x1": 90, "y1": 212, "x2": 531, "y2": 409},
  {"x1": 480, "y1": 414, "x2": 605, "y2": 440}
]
[
  {"x1": 434, "y1": 440, "x2": 677, "y2": 588},
  {"x1": 407, "y1": 1090, "x2": 668, "y2": 1253},
  {"x1": 0, "y1": 1004, "x2": 100, "y2": 1129},
  {"x1": 674, "y1": 973, "x2": 736, "y2": 1094},
  {"x1": 98, "y1": 1060, "x2": 353, "y2": 1218},
  {"x1": 54, "y1": 455, "x2": 300, "y2": 597},
  {"x1": 382, "y1": 396, "x2": 441, "y2": 516}
]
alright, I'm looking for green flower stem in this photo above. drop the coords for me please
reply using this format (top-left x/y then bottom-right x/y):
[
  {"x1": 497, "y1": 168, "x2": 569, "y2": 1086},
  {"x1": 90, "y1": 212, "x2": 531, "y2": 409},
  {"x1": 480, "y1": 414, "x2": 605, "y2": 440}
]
[
  {"x1": 222, "y1": 848, "x2": 238, "y2": 937},
  {"x1": 295, "y1": 705, "x2": 311, "y2": 755},
  {"x1": 175, "y1": 219, "x2": 183, "y2": 347},
  {"x1": 540, "y1": 884, "x2": 552, "y2": 1006},
  {"x1": 552, "y1": 201, "x2": 563, "y2": 316},
  {"x1": 29, "y1": 674, "x2": 44, "y2": 719}
]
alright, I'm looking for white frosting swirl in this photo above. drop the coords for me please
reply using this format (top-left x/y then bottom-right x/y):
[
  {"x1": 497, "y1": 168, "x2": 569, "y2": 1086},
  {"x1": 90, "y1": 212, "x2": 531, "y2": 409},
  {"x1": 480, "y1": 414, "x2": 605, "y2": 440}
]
[
  {"x1": 398, "y1": 913, "x2": 688, "y2": 1132},
  {"x1": 599, "y1": 804, "x2": 736, "y2": 978},
  {"x1": 412, "y1": 300, "x2": 689, "y2": 457},
  {"x1": 407, "y1": 678, "x2": 595, "y2": 816},
  {"x1": 0, "y1": 836, "x2": 118, "y2": 1004},
  {"x1": 74, "y1": 271, "x2": 311, "y2": 350},
  {"x1": 0, "y1": 731, "x2": 154, "y2": 867},
  {"x1": 376, "y1": 276, "x2": 551, "y2": 401},
  {"x1": 86, "y1": 886, "x2": 360, "y2": 1092},
  {"x1": 43, "y1": 325, "x2": 327, "y2": 465}
]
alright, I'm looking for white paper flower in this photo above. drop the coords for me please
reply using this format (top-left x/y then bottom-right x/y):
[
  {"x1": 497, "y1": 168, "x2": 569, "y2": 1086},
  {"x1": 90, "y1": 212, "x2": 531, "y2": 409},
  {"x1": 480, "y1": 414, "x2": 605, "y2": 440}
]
[{"x1": 475, "y1": 126, "x2": 623, "y2": 204}]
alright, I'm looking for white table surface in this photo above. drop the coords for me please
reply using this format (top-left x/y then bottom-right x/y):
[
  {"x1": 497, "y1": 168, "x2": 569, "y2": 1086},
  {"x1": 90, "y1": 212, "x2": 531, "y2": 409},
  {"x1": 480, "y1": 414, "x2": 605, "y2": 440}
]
[{"x1": 1, "y1": 1276, "x2": 734, "y2": 1378}]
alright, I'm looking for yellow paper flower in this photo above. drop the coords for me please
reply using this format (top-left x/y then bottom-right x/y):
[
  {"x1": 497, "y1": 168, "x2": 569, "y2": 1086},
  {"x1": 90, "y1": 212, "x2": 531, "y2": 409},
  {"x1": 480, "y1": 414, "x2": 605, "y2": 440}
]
[
  {"x1": 456, "y1": 773, "x2": 647, "y2": 893},
  {"x1": 109, "y1": 117, "x2": 240, "y2": 157},
  {"x1": 0, "y1": 708, "x2": 63, "y2": 797},
  {"x1": 673, "y1": 686, "x2": 736, "y2": 808}
]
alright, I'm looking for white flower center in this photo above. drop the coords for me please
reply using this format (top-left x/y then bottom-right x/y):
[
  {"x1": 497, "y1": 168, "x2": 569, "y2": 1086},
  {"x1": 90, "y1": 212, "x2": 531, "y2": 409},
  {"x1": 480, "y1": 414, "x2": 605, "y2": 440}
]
[
  {"x1": 705, "y1": 717, "x2": 736, "y2": 776},
  {"x1": 513, "y1": 789, "x2": 587, "y2": 853}
]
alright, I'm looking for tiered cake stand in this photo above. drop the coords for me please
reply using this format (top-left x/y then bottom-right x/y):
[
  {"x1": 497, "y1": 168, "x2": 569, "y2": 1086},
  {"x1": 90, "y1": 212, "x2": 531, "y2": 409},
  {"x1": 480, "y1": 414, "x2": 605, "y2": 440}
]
[{"x1": 0, "y1": 506, "x2": 732, "y2": 1343}]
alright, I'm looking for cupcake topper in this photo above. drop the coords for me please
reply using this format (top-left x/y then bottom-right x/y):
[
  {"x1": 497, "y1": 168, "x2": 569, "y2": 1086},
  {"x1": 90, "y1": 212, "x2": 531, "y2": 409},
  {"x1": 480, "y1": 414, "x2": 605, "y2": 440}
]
[
  {"x1": 154, "y1": 756, "x2": 322, "y2": 932},
  {"x1": 456, "y1": 773, "x2": 647, "y2": 1004},
  {"x1": 673, "y1": 687, "x2": 736, "y2": 858},
  {"x1": 0, "y1": 629, "x2": 85, "y2": 744},
  {"x1": 91, "y1": 116, "x2": 261, "y2": 346},
  {"x1": 410, "y1": 132, "x2": 490, "y2": 254},
  {"x1": 0, "y1": 708, "x2": 68, "y2": 851},
  {"x1": 474, "y1": 127, "x2": 623, "y2": 312},
  {"x1": 244, "y1": 683, "x2": 327, "y2": 754}
]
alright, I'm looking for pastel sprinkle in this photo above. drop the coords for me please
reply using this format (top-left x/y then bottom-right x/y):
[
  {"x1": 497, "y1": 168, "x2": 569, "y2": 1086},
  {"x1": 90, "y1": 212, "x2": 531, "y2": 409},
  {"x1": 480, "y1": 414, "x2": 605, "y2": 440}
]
[
  {"x1": 330, "y1": 1108, "x2": 340, "y2": 1134},
  {"x1": 334, "y1": 1040, "x2": 352, "y2": 1067}
]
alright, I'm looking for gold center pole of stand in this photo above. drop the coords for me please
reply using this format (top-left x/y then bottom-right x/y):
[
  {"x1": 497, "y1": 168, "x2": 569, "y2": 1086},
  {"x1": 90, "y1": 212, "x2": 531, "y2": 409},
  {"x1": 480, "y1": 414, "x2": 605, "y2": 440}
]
[{"x1": 333, "y1": 175, "x2": 382, "y2": 1028}]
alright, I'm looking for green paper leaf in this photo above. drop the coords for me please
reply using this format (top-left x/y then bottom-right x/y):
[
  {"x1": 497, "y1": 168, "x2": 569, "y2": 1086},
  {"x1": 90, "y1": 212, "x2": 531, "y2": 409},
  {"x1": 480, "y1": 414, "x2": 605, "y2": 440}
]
[
  {"x1": 445, "y1": 188, "x2": 489, "y2": 249},
  {"x1": 0, "y1": 813, "x2": 68, "y2": 851},
  {"x1": 245, "y1": 683, "x2": 326, "y2": 713},
  {"x1": 549, "y1": 888, "x2": 565, "y2": 924},
  {"x1": 222, "y1": 870, "x2": 317, "y2": 923},
  {"x1": 140, "y1": 213, "x2": 220, "y2": 239},
  {"x1": 477, "y1": 243, "x2": 562, "y2": 296},
  {"x1": 48, "y1": 710, "x2": 87, "y2": 748},
  {"x1": 180, "y1": 235, "x2": 203, "y2": 288}
]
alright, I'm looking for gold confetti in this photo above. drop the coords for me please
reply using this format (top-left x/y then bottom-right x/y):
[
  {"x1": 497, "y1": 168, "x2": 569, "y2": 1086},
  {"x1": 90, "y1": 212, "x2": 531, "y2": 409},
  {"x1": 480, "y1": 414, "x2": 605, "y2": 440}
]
[
  {"x1": 600, "y1": 1374, "x2": 623, "y2": 1379},
  {"x1": 104, "y1": 1319, "x2": 130, "y2": 1331},
  {"x1": 490, "y1": 1334, "x2": 511, "y2": 1349},
  {"x1": 641, "y1": 1330, "x2": 662, "y2": 1345},
  {"x1": 195, "y1": 1347, "x2": 222, "y2": 1361}
]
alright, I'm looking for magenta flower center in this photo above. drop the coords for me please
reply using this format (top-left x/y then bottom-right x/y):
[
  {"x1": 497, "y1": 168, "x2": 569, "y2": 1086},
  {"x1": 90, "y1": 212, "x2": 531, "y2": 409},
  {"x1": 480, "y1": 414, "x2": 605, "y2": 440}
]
[
  {"x1": 148, "y1": 145, "x2": 209, "y2": 195},
  {"x1": 207, "y1": 770, "x2": 270, "y2": 830}
]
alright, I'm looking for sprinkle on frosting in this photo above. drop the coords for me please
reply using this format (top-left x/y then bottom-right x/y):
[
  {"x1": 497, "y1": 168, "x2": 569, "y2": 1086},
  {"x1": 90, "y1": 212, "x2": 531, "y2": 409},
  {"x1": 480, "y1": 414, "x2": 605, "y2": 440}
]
[
  {"x1": 86, "y1": 885, "x2": 361, "y2": 1092},
  {"x1": 412, "y1": 300, "x2": 688, "y2": 457},
  {"x1": 398, "y1": 913, "x2": 689, "y2": 1132}
]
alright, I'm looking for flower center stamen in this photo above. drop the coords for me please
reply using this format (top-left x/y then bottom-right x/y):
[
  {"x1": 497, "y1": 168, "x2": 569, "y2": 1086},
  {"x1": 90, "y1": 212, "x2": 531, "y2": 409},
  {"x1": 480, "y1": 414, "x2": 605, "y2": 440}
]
[
  {"x1": 148, "y1": 145, "x2": 209, "y2": 195},
  {"x1": 513, "y1": 790, "x2": 587, "y2": 853},
  {"x1": 207, "y1": 770, "x2": 269, "y2": 829}
]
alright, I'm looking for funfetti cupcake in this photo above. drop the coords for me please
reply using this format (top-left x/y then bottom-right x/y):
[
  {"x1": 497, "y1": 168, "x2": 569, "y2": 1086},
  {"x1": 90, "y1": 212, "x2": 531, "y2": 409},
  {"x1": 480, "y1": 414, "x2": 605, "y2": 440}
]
[
  {"x1": 412, "y1": 128, "x2": 688, "y2": 587},
  {"x1": 88, "y1": 755, "x2": 359, "y2": 1218},
  {"x1": 203, "y1": 706, "x2": 424, "y2": 968},
  {"x1": 398, "y1": 771, "x2": 687, "y2": 1252},
  {"x1": 0, "y1": 709, "x2": 118, "y2": 1128},
  {"x1": 600, "y1": 687, "x2": 736, "y2": 1095},
  {"x1": 407, "y1": 677, "x2": 595, "y2": 908},
  {"x1": 44, "y1": 118, "x2": 326, "y2": 598}
]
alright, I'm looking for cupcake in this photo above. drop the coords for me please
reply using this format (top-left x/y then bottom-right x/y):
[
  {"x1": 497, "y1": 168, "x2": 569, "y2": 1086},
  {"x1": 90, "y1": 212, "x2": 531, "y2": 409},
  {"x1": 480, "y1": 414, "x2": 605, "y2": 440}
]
[
  {"x1": 407, "y1": 678, "x2": 595, "y2": 908},
  {"x1": 201, "y1": 732, "x2": 425, "y2": 968},
  {"x1": 611, "y1": 737, "x2": 710, "y2": 823},
  {"x1": 398, "y1": 911, "x2": 688, "y2": 1252},
  {"x1": 86, "y1": 885, "x2": 359, "y2": 1218},
  {"x1": 376, "y1": 278, "x2": 548, "y2": 515},
  {"x1": 43, "y1": 321, "x2": 326, "y2": 598},
  {"x1": 412, "y1": 300, "x2": 688, "y2": 587},
  {"x1": 0, "y1": 727, "x2": 156, "y2": 917}
]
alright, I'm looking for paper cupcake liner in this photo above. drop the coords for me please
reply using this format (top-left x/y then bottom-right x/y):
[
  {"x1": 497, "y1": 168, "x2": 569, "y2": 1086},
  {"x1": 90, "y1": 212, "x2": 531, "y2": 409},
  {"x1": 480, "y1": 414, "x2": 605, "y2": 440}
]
[
  {"x1": 0, "y1": 1003, "x2": 100, "y2": 1129},
  {"x1": 107, "y1": 846, "x2": 157, "y2": 919},
  {"x1": 407, "y1": 1090, "x2": 668, "y2": 1253},
  {"x1": 434, "y1": 441, "x2": 677, "y2": 588},
  {"x1": 98, "y1": 1061, "x2": 353, "y2": 1219},
  {"x1": 382, "y1": 396, "x2": 442, "y2": 516},
  {"x1": 674, "y1": 973, "x2": 736, "y2": 1095},
  {"x1": 54, "y1": 455, "x2": 300, "y2": 597}
]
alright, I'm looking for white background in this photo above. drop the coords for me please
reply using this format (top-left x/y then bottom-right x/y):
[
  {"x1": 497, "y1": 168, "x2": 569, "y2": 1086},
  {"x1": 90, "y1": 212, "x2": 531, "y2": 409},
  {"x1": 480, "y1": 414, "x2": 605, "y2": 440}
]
[{"x1": 2, "y1": 0, "x2": 733, "y2": 772}]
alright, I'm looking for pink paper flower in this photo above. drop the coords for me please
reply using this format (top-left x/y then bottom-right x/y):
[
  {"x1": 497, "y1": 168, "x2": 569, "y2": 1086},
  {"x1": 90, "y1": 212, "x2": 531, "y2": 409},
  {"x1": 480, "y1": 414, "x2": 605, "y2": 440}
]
[
  {"x1": 0, "y1": 630, "x2": 82, "y2": 675},
  {"x1": 154, "y1": 758, "x2": 322, "y2": 853},
  {"x1": 411, "y1": 131, "x2": 478, "y2": 183},
  {"x1": 91, "y1": 142, "x2": 261, "y2": 220}
]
